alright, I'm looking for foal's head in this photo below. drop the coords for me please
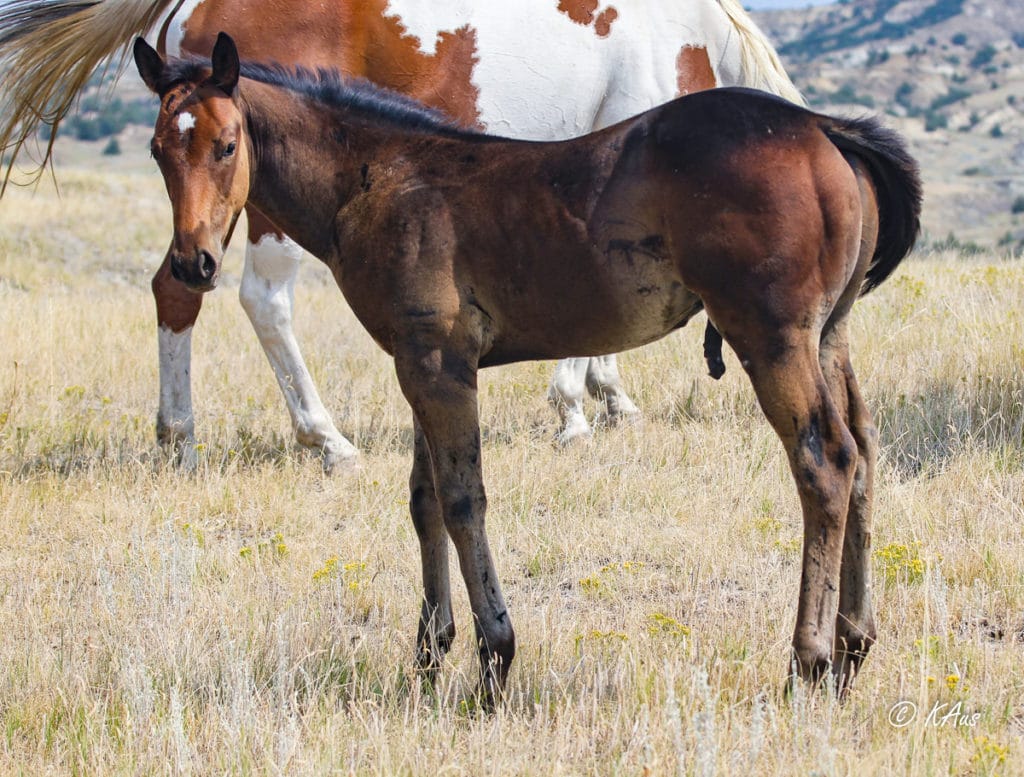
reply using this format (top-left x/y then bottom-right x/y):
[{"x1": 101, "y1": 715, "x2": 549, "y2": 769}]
[{"x1": 134, "y1": 34, "x2": 250, "y2": 292}]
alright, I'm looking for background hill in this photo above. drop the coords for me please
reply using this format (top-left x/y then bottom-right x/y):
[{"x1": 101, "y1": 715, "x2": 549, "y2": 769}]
[{"x1": 752, "y1": 0, "x2": 1024, "y2": 251}]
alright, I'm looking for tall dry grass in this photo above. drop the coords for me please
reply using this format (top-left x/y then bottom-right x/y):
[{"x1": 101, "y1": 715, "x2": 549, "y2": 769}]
[{"x1": 0, "y1": 148, "x2": 1021, "y2": 775}]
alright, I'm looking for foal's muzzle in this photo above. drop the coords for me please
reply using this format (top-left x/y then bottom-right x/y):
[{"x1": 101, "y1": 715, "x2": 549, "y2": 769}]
[{"x1": 170, "y1": 249, "x2": 220, "y2": 292}]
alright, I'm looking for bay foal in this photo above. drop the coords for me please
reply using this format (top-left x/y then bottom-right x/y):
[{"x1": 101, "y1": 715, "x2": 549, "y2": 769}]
[
  {"x1": 135, "y1": 35, "x2": 920, "y2": 702},
  {"x1": 0, "y1": 0, "x2": 800, "y2": 465}
]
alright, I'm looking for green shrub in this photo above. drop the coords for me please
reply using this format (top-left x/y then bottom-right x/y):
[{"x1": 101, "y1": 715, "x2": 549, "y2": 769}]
[
  {"x1": 925, "y1": 111, "x2": 948, "y2": 132},
  {"x1": 929, "y1": 88, "x2": 971, "y2": 110},
  {"x1": 931, "y1": 231, "x2": 986, "y2": 256},
  {"x1": 970, "y1": 44, "x2": 997, "y2": 68}
]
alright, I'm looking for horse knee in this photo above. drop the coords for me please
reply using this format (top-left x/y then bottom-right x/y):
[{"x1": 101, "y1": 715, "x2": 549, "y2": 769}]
[
  {"x1": 239, "y1": 272, "x2": 292, "y2": 329},
  {"x1": 583, "y1": 357, "x2": 617, "y2": 395}
]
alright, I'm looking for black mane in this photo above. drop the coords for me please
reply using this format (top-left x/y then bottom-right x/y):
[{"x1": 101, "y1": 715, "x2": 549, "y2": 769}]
[{"x1": 159, "y1": 58, "x2": 477, "y2": 136}]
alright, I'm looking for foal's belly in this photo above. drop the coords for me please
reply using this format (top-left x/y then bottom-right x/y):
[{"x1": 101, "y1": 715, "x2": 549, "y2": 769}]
[{"x1": 477, "y1": 255, "x2": 703, "y2": 367}]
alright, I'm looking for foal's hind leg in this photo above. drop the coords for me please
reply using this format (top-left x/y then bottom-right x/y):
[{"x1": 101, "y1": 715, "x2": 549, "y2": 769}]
[
  {"x1": 820, "y1": 325, "x2": 878, "y2": 690},
  {"x1": 395, "y1": 343, "x2": 515, "y2": 705},
  {"x1": 409, "y1": 418, "x2": 455, "y2": 675},
  {"x1": 725, "y1": 327, "x2": 857, "y2": 684}
]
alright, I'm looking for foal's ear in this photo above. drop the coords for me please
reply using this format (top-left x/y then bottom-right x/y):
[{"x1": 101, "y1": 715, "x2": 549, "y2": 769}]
[
  {"x1": 133, "y1": 37, "x2": 165, "y2": 94},
  {"x1": 211, "y1": 32, "x2": 240, "y2": 96}
]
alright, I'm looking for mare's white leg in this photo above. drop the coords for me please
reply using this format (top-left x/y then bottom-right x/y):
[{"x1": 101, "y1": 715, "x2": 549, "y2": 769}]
[
  {"x1": 239, "y1": 234, "x2": 358, "y2": 472},
  {"x1": 547, "y1": 358, "x2": 592, "y2": 444},
  {"x1": 585, "y1": 354, "x2": 640, "y2": 425},
  {"x1": 157, "y1": 325, "x2": 198, "y2": 470}
]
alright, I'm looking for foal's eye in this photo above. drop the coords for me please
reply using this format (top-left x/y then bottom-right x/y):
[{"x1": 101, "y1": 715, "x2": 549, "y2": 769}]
[{"x1": 221, "y1": 141, "x2": 237, "y2": 159}]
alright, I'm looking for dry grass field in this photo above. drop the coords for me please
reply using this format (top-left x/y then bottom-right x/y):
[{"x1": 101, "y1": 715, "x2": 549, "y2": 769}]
[{"x1": 0, "y1": 140, "x2": 1022, "y2": 775}]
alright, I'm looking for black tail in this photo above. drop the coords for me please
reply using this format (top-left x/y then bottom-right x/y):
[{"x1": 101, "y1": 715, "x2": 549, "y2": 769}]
[{"x1": 823, "y1": 116, "x2": 922, "y2": 295}]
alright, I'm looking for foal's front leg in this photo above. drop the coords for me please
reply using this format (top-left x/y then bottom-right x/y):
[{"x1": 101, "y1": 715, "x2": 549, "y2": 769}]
[
  {"x1": 409, "y1": 418, "x2": 455, "y2": 675},
  {"x1": 395, "y1": 344, "x2": 516, "y2": 705}
]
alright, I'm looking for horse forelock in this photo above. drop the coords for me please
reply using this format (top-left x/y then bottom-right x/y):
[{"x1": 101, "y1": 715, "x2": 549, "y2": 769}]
[{"x1": 153, "y1": 58, "x2": 211, "y2": 96}]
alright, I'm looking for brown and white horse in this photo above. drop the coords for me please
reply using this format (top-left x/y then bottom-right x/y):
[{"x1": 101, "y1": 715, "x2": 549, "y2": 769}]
[
  {"x1": 135, "y1": 33, "x2": 920, "y2": 703},
  {"x1": 0, "y1": 0, "x2": 801, "y2": 469}
]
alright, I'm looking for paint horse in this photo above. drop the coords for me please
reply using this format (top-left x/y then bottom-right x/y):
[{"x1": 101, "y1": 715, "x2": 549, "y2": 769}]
[
  {"x1": 0, "y1": 0, "x2": 801, "y2": 469},
  {"x1": 135, "y1": 34, "x2": 921, "y2": 702}
]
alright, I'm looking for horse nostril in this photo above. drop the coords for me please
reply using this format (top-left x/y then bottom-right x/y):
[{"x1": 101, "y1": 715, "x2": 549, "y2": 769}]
[
  {"x1": 198, "y1": 250, "x2": 217, "y2": 280},
  {"x1": 169, "y1": 254, "x2": 187, "y2": 283}
]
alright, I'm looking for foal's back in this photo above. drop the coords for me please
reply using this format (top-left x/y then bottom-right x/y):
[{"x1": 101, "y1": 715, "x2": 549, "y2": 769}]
[{"x1": 337, "y1": 89, "x2": 858, "y2": 366}]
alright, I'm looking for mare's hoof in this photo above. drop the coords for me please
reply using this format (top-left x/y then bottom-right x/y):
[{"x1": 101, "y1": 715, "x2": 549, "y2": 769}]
[
  {"x1": 596, "y1": 399, "x2": 642, "y2": 429},
  {"x1": 321, "y1": 441, "x2": 360, "y2": 475},
  {"x1": 159, "y1": 436, "x2": 198, "y2": 472},
  {"x1": 156, "y1": 418, "x2": 198, "y2": 471},
  {"x1": 176, "y1": 443, "x2": 199, "y2": 472},
  {"x1": 555, "y1": 415, "x2": 593, "y2": 446}
]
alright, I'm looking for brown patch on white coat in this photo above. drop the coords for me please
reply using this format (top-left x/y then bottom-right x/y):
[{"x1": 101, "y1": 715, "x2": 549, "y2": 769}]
[
  {"x1": 676, "y1": 45, "x2": 716, "y2": 96},
  {"x1": 557, "y1": 0, "x2": 619, "y2": 38}
]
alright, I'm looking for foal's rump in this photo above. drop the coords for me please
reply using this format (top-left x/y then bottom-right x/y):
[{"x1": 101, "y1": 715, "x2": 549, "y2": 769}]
[
  {"x1": 541, "y1": 87, "x2": 921, "y2": 361},
  {"x1": 635, "y1": 88, "x2": 920, "y2": 295}
]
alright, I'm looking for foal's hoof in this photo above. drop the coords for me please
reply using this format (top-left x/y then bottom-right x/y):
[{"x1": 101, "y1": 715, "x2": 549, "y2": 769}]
[
  {"x1": 470, "y1": 675, "x2": 507, "y2": 714},
  {"x1": 603, "y1": 392, "x2": 641, "y2": 424},
  {"x1": 833, "y1": 633, "x2": 875, "y2": 697},
  {"x1": 785, "y1": 645, "x2": 834, "y2": 695}
]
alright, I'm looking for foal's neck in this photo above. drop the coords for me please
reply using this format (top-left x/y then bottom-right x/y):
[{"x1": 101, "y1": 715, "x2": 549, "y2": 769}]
[{"x1": 239, "y1": 80, "x2": 377, "y2": 261}]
